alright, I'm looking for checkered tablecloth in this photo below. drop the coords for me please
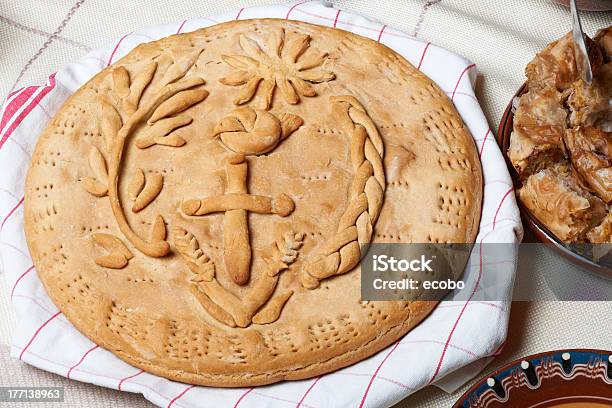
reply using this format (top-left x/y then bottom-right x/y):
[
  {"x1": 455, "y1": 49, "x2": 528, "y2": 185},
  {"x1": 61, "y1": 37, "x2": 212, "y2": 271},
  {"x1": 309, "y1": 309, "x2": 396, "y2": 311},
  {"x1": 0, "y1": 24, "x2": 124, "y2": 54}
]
[{"x1": 1, "y1": 1, "x2": 611, "y2": 408}]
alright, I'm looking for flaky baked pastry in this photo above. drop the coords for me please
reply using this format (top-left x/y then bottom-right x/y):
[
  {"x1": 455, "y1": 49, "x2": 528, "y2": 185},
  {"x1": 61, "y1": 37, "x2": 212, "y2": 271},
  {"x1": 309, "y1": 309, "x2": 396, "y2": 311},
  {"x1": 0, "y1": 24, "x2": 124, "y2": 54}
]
[
  {"x1": 511, "y1": 27, "x2": 612, "y2": 244},
  {"x1": 508, "y1": 87, "x2": 566, "y2": 177},
  {"x1": 587, "y1": 211, "x2": 612, "y2": 260},
  {"x1": 519, "y1": 162, "x2": 606, "y2": 242},
  {"x1": 595, "y1": 27, "x2": 612, "y2": 60},
  {"x1": 588, "y1": 212, "x2": 612, "y2": 243},
  {"x1": 565, "y1": 126, "x2": 612, "y2": 203},
  {"x1": 525, "y1": 32, "x2": 603, "y2": 92},
  {"x1": 566, "y1": 69, "x2": 612, "y2": 129}
]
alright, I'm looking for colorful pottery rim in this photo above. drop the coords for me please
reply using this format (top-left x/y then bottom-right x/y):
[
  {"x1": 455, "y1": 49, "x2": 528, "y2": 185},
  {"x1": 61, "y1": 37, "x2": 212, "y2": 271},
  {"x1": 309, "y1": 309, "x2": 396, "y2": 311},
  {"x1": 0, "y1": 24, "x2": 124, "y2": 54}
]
[
  {"x1": 497, "y1": 84, "x2": 612, "y2": 279},
  {"x1": 551, "y1": 0, "x2": 612, "y2": 11},
  {"x1": 453, "y1": 349, "x2": 612, "y2": 407}
]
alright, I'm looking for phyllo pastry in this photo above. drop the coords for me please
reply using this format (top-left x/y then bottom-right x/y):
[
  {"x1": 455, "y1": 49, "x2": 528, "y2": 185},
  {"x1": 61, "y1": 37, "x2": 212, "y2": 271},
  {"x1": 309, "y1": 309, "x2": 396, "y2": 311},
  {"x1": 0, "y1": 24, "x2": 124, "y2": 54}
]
[
  {"x1": 588, "y1": 212, "x2": 612, "y2": 243},
  {"x1": 511, "y1": 27, "x2": 612, "y2": 244},
  {"x1": 564, "y1": 126, "x2": 612, "y2": 203},
  {"x1": 525, "y1": 32, "x2": 603, "y2": 92},
  {"x1": 508, "y1": 87, "x2": 566, "y2": 178},
  {"x1": 519, "y1": 162, "x2": 606, "y2": 242}
]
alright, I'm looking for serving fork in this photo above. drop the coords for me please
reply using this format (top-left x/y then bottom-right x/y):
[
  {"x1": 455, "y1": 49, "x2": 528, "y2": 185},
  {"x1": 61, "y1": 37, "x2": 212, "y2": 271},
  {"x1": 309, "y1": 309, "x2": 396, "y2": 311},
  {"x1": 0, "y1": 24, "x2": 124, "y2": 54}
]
[{"x1": 570, "y1": 0, "x2": 594, "y2": 84}]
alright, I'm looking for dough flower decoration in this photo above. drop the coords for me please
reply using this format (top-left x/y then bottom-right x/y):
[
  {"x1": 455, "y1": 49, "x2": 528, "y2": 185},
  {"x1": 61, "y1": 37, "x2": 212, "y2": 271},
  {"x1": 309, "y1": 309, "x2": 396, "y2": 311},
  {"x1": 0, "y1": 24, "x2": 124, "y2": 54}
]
[{"x1": 219, "y1": 28, "x2": 335, "y2": 109}]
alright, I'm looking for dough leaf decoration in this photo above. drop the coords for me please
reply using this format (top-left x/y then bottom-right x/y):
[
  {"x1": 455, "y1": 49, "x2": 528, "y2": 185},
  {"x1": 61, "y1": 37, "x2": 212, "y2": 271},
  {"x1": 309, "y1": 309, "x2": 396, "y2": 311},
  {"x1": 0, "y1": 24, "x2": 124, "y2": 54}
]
[
  {"x1": 220, "y1": 28, "x2": 335, "y2": 109},
  {"x1": 135, "y1": 115, "x2": 191, "y2": 149},
  {"x1": 132, "y1": 172, "x2": 163, "y2": 213},
  {"x1": 92, "y1": 233, "x2": 133, "y2": 269},
  {"x1": 79, "y1": 177, "x2": 108, "y2": 197},
  {"x1": 123, "y1": 61, "x2": 157, "y2": 114},
  {"x1": 128, "y1": 168, "x2": 146, "y2": 201},
  {"x1": 150, "y1": 214, "x2": 166, "y2": 242},
  {"x1": 79, "y1": 146, "x2": 109, "y2": 197},
  {"x1": 219, "y1": 70, "x2": 254, "y2": 86},
  {"x1": 160, "y1": 49, "x2": 203, "y2": 87},
  {"x1": 147, "y1": 88, "x2": 208, "y2": 125},
  {"x1": 112, "y1": 66, "x2": 130, "y2": 98},
  {"x1": 252, "y1": 290, "x2": 293, "y2": 325},
  {"x1": 89, "y1": 145, "x2": 108, "y2": 185},
  {"x1": 100, "y1": 101, "x2": 122, "y2": 149}
]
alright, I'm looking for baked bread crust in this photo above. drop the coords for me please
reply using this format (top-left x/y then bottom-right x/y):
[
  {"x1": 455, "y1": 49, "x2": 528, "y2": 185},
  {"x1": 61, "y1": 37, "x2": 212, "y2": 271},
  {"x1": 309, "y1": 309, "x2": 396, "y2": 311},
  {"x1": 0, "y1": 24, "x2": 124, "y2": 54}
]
[{"x1": 24, "y1": 19, "x2": 482, "y2": 386}]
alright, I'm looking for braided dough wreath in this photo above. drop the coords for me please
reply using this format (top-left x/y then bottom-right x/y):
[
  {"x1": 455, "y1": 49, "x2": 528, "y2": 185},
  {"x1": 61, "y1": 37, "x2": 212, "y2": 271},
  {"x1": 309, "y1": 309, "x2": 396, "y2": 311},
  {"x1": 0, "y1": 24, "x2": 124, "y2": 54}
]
[{"x1": 24, "y1": 19, "x2": 482, "y2": 386}]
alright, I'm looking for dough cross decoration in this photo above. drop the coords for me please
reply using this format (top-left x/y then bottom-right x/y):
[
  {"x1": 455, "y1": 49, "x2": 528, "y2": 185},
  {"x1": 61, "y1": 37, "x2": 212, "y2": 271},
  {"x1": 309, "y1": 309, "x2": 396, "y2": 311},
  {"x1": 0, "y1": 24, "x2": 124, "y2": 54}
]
[{"x1": 182, "y1": 108, "x2": 303, "y2": 285}]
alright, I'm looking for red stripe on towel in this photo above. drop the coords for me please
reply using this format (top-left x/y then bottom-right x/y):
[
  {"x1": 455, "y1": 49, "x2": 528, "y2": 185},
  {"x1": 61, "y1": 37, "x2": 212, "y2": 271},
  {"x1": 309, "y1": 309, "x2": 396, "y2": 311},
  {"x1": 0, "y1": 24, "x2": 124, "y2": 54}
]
[
  {"x1": 10, "y1": 264, "x2": 35, "y2": 298},
  {"x1": 19, "y1": 311, "x2": 61, "y2": 360},
  {"x1": 67, "y1": 345, "x2": 99, "y2": 379},
  {"x1": 167, "y1": 385, "x2": 195, "y2": 408},
  {"x1": 451, "y1": 63, "x2": 476, "y2": 101},
  {"x1": 359, "y1": 340, "x2": 402, "y2": 407},
  {"x1": 118, "y1": 369, "x2": 145, "y2": 391}
]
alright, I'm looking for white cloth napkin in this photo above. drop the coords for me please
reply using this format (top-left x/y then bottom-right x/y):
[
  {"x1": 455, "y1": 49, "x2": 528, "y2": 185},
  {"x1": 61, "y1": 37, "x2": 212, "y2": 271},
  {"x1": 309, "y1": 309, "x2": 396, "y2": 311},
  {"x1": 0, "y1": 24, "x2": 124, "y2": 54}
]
[{"x1": 0, "y1": 1, "x2": 522, "y2": 407}]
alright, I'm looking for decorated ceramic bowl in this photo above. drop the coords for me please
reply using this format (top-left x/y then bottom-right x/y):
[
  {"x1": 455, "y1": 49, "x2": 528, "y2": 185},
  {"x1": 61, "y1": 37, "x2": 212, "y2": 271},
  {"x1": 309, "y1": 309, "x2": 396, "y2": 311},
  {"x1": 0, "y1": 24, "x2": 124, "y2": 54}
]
[
  {"x1": 454, "y1": 349, "x2": 612, "y2": 407},
  {"x1": 498, "y1": 84, "x2": 612, "y2": 279}
]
